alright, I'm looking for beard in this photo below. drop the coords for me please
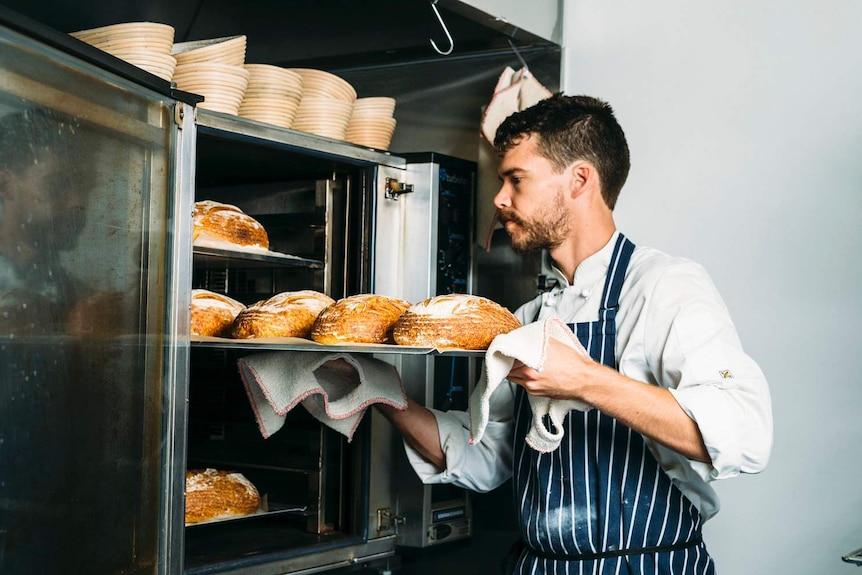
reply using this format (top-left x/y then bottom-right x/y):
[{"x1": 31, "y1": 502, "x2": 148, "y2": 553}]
[{"x1": 499, "y1": 190, "x2": 571, "y2": 254}]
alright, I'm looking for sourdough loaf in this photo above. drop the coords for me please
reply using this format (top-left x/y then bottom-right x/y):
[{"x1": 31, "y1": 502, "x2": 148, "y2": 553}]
[
  {"x1": 193, "y1": 200, "x2": 269, "y2": 250},
  {"x1": 392, "y1": 293, "x2": 521, "y2": 350},
  {"x1": 185, "y1": 468, "x2": 261, "y2": 525},
  {"x1": 310, "y1": 293, "x2": 411, "y2": 344},
  {"x1": 191, "y1": 289, "x2": 246, "y2": 337},
  {"x1": 231, "y1": 290, "x2": 335, "y2": 339}
]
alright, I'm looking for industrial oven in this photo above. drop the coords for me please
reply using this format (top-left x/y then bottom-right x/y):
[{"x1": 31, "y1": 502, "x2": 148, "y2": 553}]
[
  {"x1": 188, "y1": 129, "x2": 481, "y2": 570},
  {"x1": 0, "y1": 9, "x2": 484, "y2": 573}
]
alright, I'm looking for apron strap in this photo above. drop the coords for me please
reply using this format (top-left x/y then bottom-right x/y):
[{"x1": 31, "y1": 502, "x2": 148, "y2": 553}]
[
  {"x1": 523, "y1": 535, "x2": 703, "y2": 563},
  {"x1": 600, "y1": 233, "x2": 636, "y2": 314}
]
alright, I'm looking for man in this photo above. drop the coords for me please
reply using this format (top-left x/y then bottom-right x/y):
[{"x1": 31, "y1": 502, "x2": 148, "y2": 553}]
[
  {"x1": 0, "y1": 108, "x2": 87, "y2": 324},
  {"x1": 377, "y1": 93, "x2": 773, "y2": 574},
  {"x1": 0, "y1": 108, "x2": 89, "y2": 572}
]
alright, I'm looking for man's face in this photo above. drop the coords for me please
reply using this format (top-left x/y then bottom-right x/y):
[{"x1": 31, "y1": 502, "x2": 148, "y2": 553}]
[
  {"x1": 494, "y1": 135, "x2": 572, "y2": 254},
  {"x1": 2, "y1": 156, "x2": 87, "y2": 251}
]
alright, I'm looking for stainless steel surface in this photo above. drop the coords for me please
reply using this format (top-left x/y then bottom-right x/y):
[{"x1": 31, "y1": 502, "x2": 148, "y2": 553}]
[
  {"x1": 190, "y1": 535, "x2": 397, "y2": 575},
  {"x1": 372, "y1": 156, "x2": 479, "y2": 547},
  {"x1": 191, "y1": 337, "x2": 484, "y2": 357},
  {"x1": 844, "y1": 547, "x2": 862, "y2": 566},
  {"x1": 1, "y1": 22, "x2": 180, "y2": 574},
  {"x1": 196, "y1": 109, "x2": 407, "y2": 170},
  {"x1": 163, "y1": 100, "x2": 197, "y2": 575},
  {"x1": 193, "y1": 246, "x2": 325, "y2": 269}
]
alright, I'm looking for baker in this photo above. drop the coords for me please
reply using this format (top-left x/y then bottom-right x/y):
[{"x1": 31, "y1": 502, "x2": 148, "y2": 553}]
[
  {"x1": 376, "y1": 93, "x2": 773, "y2": 574},
  {"x1": 0, "y1": 108, "x2": 91, "y2": 572}
]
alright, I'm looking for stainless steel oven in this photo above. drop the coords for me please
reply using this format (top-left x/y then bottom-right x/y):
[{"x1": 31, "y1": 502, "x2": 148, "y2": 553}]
[
  {"x1": 184, "y1": 112, "x2": 480, "y2": 572},
  {"x1": 0, "y1": 7, "x2": 511, "y2": 573}
]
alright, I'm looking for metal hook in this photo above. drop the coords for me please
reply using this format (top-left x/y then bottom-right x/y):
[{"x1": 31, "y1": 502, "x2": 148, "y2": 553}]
[{"x1": 429, "y1": 1, "x2": 454, "y2": 56}]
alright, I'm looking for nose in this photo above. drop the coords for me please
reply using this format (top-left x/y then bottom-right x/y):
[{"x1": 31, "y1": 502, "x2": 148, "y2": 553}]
[{"x1": 493, "y1": 182, "x2": 511, "y2": 210}]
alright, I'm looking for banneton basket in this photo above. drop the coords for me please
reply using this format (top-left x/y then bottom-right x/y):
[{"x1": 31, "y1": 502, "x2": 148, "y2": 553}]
[
  {"x1": 173, "y1": 62, "x2": 250, "y2": 115},
  {"x1": 70, "y1": 22, "x2": 177, "y2": 80},
  {"x1": 351, "y1": 97, "x2": 396, "y2": 118},
  {"x1": 172, "y1": 35, "x2": 247, "y2": 67},
  {"x1": 345, "y1": 97, "x2": 397, "y2": 149},
  {"x1": 70, "y1": 22, "x2": 175, "y2": 54},
  {"x1": 292, "y1": 96, "x2": 354, "y2": 139},
  {"x1": 109, "y1": 49, "x2": 177, "y2": 81},
  {"x1": 287, "y1": 68, "x2": 356, "y2": 102},
  {"x1": 243, "y1": 64, "x2": 303, "y2": 95}
]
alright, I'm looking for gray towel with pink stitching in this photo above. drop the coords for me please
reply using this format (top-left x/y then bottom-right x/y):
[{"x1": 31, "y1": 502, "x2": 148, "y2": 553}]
[{"x1": 238, "y1": 351, "x2": 406, "y2": 441}]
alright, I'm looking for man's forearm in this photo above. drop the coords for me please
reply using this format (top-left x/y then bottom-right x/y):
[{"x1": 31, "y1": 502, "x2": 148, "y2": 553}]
[{"x1": 377, "y1": 397, "x2": 446, "y2": 471}]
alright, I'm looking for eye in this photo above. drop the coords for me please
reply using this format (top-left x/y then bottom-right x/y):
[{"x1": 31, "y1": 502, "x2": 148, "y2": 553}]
[{"x1": 510, "y1": 176, "x2": 522, "y2": 185}]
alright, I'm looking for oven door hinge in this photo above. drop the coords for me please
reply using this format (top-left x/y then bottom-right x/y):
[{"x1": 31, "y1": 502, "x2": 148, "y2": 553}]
[
  {"x1": 174, "y1": 103, "x2": 195, "y2": 129},
  {"x1": 377, "y1": 507, "x2": 406, "y2": 534},
  {"x1": 385, "y1": 177, "x2": 414, "y2": 200}
]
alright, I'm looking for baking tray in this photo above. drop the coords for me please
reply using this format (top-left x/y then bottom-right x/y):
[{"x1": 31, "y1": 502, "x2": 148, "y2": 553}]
[
  {"x1": 193, "y1": 245, "x2": 324, "y2": 269},
  {"x1": 191, "y1": 335, "x2": 485, "y2": 357},
  {"x1": 186, "y1": 497, "x2": 307, "y2": 528}
]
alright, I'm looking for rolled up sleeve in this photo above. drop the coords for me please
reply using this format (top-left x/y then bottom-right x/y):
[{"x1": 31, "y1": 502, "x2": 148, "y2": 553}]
[
  {"x1": 404, "y1": 383, "x2": 516, "y2": 492},
  {"x1": 645, "y1": 261, "x2": 773, "y2": 480}
]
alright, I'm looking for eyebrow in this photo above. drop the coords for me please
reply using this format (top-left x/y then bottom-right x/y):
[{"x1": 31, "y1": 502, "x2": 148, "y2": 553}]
[{"x1": 499, "y1": 167, "x2": 525, "y2": 179}]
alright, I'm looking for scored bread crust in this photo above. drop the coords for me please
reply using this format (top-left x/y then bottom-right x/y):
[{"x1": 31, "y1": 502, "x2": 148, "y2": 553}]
[
  {"x1": 185, "y1": 468, "x2": 261, "y2": 524},
  {"x1": 392, "y1": 293, "x2": 521, "y2": 350},
  {"x1": 193, "y1": 200, "x2": 269, "y2": 250},
  {"x1": 311, "y1": 293, "x2": 411, "y2": 344},
  {"x1": 191, "y1": 289, "x2": 246, "y2": 337},
  {"x1": 231, "y1": 290, "x2": 335, "y2": 339}
]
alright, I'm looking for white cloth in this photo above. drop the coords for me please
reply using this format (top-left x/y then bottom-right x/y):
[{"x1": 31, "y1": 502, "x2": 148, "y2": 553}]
[
  {"x1": 480, "y1": 66, "x2": 552, "y2": 144},
  {"x1": 470, "y1": 317, "x2": 591, "y2": 453},
  {"x1": 403, "y1": 231, "x2": 773, "y2": 520},
  {"x1": 238, "y1": 351, "x2": 406, "y2": 441}
]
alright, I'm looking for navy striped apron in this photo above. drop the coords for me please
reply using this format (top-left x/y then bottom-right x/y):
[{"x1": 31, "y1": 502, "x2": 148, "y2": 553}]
[{"x1": 511, "y1": 234, "x2": 715, "y2": 575}]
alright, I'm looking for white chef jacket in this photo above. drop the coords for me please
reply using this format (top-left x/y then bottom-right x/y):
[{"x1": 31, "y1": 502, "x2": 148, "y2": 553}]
[{"x1": 403, "y1": 231, "x2": 773, "y2": 521}]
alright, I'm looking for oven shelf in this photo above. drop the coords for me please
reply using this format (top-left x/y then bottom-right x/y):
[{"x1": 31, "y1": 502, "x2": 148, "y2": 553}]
[
  {"x1": 193, "y1": 246, "x2": 324, "y2": 269},
  {"x1": 191, "y1": 335, "x2": 485, "y2": 357}
]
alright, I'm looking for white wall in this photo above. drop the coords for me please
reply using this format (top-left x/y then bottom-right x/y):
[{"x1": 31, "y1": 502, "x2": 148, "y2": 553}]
[{"x1": 563, "y1": 1, "x2": 862, "y2": 573}]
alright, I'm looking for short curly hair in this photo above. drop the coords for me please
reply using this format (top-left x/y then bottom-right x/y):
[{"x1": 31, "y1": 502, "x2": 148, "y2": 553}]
[{"x1": 494, "y1": 93, "x2": 630, "y2": 210}]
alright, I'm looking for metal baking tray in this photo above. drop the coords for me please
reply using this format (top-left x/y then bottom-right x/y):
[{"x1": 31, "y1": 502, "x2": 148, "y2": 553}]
[
  {"x1": 193, "y1": 245, "x2": 324, "y2": 269},
  {"x1": 190, "y1": 335, "x2": 485, "y2": 357},
  {"x1": 185, "y1": 497, "x2": 307, "y2": 528}
]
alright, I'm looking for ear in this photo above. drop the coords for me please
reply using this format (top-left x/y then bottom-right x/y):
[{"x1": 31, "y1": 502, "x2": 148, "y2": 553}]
[{"x1": 567, "y1": 162, "x2": 594, "y2": 199}]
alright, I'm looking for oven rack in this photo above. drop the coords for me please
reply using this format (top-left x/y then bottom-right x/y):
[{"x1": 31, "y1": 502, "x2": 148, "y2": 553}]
[{"x1": 191, "y1": 335, "x2": 485, "y2": 357}]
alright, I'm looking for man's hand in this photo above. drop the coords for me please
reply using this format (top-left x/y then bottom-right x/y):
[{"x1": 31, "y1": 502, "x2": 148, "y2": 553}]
[
  {"x1": 506, "y1": 337, "x2": 604, "y2": 400},
  {"x1": 506, "y1": 337, "x2": 712, "y2": 463}
]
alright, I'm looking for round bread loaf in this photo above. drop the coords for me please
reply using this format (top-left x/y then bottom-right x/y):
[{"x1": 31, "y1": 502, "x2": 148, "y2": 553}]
[
  {"x1": 193, "y1": 200, "x2": 269, "y2": 250},
  {"x1": 310, "y1": 293, "x2": 411, "y2": 344},
  {"x1": 191, "y1": 289, "x2": 246, "y2": 337},
  {"x1": 185, "y1": 468, "x2": 261, "y2": 525},
  {"x1": 392, "y1": 293, "x2": 521, "y2": 350},
  {"x1": 231, "y1": 290, "x2": 335, "y2": 339}
]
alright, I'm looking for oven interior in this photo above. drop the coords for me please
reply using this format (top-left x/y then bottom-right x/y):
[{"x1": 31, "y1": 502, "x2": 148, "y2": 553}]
[{"x1": 185, "y1": 126, "x2": 384, "y2": 573}]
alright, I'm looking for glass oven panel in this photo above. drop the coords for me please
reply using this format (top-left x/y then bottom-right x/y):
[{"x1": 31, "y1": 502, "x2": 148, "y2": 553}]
[{"x1": 0, "y1": 24, "x2": 177, "y2": 575}]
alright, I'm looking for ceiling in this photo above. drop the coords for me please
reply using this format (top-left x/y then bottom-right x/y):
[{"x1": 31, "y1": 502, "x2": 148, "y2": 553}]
[{"x1": 0, "y1": 0, "x2": 555, "y2": 70}]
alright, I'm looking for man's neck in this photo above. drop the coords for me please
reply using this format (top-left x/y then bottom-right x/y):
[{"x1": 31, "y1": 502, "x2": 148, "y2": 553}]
[{"x1": 548, "y1": 217, "x2": 617, "y2": 284}]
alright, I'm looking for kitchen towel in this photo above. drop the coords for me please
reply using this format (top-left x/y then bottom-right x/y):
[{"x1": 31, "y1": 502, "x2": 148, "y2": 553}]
[
  {"x1": 480, "y1": 66, "x2": 552, "y2": 144},
  {"x1": 469, "y1": 316, "x2": 592, "y2": 453},
  {"x1": 238, "y1": 351, "x2": 406, "y2": 441}
]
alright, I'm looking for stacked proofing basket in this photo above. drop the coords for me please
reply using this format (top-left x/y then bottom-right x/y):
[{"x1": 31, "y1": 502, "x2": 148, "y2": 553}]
[
  {"x1": 69, "y1": 22, "x2": 177, "y2": 81},
  {"x1": 171, "y1": 35, "x2": 249, "y2": 115},
  {"x1": 345, "y1": 97, "x2": 397, "y2": 150},
  {"x1": 238, "y1": 65, "x2": 303, "y2": 129},
  {"x1": 288, "y1": 68, "x2": 357, "y2": 140}
]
